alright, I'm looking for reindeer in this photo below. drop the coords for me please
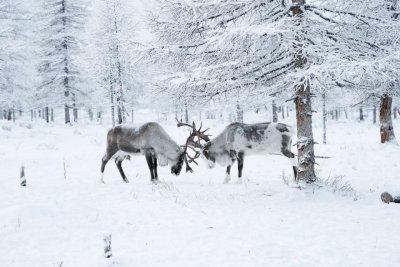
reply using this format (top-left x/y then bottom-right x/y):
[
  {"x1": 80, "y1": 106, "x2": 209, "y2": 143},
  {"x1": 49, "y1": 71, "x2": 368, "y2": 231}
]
[
  {"x1": 100, "y1": 122, "x2": 206, "y2": 183},
  {"x1": 200, "y1": 122, "x2": 298, "y2": 184}
]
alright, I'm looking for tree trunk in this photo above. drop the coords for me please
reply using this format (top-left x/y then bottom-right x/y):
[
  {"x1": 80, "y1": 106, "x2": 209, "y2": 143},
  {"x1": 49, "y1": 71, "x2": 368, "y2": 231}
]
[
  {"x1": 31, "y1": 110, "x2": 33, "y2": 121},
  {"x1": 287, "y1": 106, "x2": 289, "y2": 118},
  {"x1": 394, "y1": 107, "x2": 398, "y2": 119},
  {"x1": 380, "y1": 94, "x2": 397, "y2": 144},
  {"x1": 73, "y1": 108, "x2": 78, "y2": 123},
  {"x1": 295, "y1": 79, "x2": 316, "y2": 182},
  {"x1": 117, "y1": 104, "x2": 123, "y2": 125},
  {"x1": 281, "y1": 105, "x2": 285, "y2": 119},
  {"x1": 272, "y1": 100, "x2": 278, "y2": 122},
  {"x1": 65, "y1": 104, "x2": 70, "y2": 124},
  {"x1": 373, "y1": 106, "x2": 377, "y2": 124},
  {"x1": 88, "y1": 109, "x2": 94, "y2": 121},
  {"x1": 236, "y1": 102, "x2": 243, "y2": 122},
  {"x1": 109, "y1": 65, "x2": 115, "y2": 126},
  {"x1": 113, "y1": 8, "x2": 126, "y2": 125},
  {"x1": 359, "y1": 107, "x2": 364, "y2": 121},
  {"x1": 97, "y1": 111, "x2": 102, "y2": 123},
  {"x1": 335, "y1": 109, "x2": 338, "y2": 120},
  {"x1": 344, "y1": 108, "x2": 348, "y2": 119},
  {"x1": 72, "y1": 93, "x2": 78, "y2": 123},
  {"x1": 51, "y1": 108, "x2": 54, "y2": 122},
  {"x1": 185, "y1": 103, "x2": 189, "y2": 123},
  {"x1": 45, "y1": 107, "x2": 49, "y2": 123},
  {"x1": 291, "y1": 0, "x2": 316, "y2": 183},
  {"x1": 12, "y1": 108, "x2": 15, "y2": 123},
  {"x1": 322, "y1": 92, "x2": 327, "y2": 144}
]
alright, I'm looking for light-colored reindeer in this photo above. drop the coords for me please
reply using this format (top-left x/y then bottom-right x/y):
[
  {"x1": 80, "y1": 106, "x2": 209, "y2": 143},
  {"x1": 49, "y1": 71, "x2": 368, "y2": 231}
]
[
  {"x1": 201, "y1": 122, "x2": 298, "y2": 184},
  {"x1": 100, "y1": 122, "x2": 207, "y2": 183}
]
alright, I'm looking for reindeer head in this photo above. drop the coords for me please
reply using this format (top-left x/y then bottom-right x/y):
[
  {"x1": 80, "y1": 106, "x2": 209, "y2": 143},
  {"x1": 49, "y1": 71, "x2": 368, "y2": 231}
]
[
  {"x1": 177, "y1": 120, "x2": 211, "y2": 173},
  {"x1": 171, "y1": 152, "x2": 185, "y2": 176},
  {"x1": 201, "y1": 141, "x2": 216, "y2": 168}
]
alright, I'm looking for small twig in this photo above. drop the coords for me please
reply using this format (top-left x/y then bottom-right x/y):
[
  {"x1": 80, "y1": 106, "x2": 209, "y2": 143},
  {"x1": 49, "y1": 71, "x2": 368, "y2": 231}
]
[
  {"x1": 20, "y1": 165, "x2": 26, "y2": 187},
  {"x1": 104, "y1": 234, "x2": 112, "y2": 258},
  {"x1": 63, "y1": 159, "x2": 67, "y2": 179}
]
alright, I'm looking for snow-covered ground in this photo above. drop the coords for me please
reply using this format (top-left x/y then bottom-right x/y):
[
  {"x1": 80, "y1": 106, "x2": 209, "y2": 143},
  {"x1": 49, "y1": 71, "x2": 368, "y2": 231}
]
[{"x1": 1, "y1": 111, "x2": 400, "y2": 267}]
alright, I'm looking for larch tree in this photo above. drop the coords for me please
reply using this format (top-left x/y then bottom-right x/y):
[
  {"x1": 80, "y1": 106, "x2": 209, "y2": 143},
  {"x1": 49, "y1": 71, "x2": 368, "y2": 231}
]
[
  {"x1": 37, "y1": 0, "x2": 87, "y2": 124},
  {"x1": 90, "y1": 0, "x2": 139, "y2": 126},
  {"x1": 0, "y1": 0, "x2": 32, "y2": 120},
  {"x1": 148, "y1": 0, "x2": 400, "y2": 183}
]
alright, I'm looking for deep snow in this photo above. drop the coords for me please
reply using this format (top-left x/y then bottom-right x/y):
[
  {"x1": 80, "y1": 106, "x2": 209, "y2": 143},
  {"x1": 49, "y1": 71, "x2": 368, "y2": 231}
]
[{"x1": 1, "y1": 110, "x2": 400, "y2": 267}]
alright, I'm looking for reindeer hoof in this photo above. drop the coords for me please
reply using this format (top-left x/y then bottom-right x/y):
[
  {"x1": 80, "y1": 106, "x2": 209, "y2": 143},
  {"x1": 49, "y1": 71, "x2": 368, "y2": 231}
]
[{"x1": 381, "y1": 192, "x2": 393, "y2": 203}]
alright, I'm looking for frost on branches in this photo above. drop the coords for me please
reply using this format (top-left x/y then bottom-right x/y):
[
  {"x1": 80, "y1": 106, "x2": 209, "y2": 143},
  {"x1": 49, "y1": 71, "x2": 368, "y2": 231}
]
[{"x1": 147, "y1": 0, "x2": 400, "y2": 183}]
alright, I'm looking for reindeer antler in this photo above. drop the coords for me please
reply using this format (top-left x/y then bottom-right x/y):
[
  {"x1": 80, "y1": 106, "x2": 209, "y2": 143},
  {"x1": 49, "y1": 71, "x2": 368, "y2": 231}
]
[
  {"x1": 176, "y1": 118, "x2": 211, "y2": 143},
  {"x1": 177, "y1": 119, "x2": 211, "y2": 172}
]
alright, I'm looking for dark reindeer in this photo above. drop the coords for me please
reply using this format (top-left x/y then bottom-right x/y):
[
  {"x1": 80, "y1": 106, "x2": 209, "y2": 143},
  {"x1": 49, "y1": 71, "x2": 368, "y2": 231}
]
[
  {"x1": 201, "y1": 122, "x2": 298, "y2": 184},
  {"x1": 100, "y1": 122, "x2": 207, "y2": 183}
]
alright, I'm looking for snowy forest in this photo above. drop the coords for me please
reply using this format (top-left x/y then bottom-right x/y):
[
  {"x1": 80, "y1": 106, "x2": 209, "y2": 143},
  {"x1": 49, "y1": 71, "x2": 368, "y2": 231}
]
[{"x1": 1, "y1": 0, "x2": 400, "y2": 266}]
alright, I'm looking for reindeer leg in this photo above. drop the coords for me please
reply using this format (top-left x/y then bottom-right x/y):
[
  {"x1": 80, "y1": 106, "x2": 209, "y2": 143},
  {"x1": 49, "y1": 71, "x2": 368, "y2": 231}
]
[
  {"x1": 145, "y1": 151, "x2": 155, "y2": 182},
  {"x1": 115, "y1": 157, "x2": 129, "y2": 183},
  {"x1": 224, "y1": 164, "x2": 233, "y2": 184},
  {"x1": 100, "y1": 146, "x2": 118, "y2": 183},
  {"x1": 153, "y1": 156, "x2": 158, "y2": 180},
  {"x1": 281, "y1": 135, "x2": 298, "y2": 181},
  {"x1": 236, "y1": 152, "x2": 244, "y2": 184}
]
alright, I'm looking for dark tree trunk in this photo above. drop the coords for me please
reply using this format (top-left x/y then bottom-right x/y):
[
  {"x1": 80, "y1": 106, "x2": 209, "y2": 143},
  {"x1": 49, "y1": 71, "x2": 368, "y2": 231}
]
[
  {"x1": 295, "y1": 79, "x2": 316, "y2": 182},
  {"x1": 51, "y1": 108, "x2": 54, "y2": 122},
  {"x1": 291, "y1": 0, "x2": 316, "y2": 183},
  {"x1": 117, "y1": 104, "x2": 123, "y2": 125},
  {"x1": 185, "y1": 103, "x2": 189, "y2": 123},
  {"x1": 64, "y1": 104, "x2": 70, "y2": 124},
  {"x1": 359, "y1": 107, "x2": 364, "y2": 121},
  {"x1": 335, "y1": 109, "x2": 338, "y2": 120},
  {"x1": 380, "y1": 94, "x2": 397, "y2": 144},
  {"x1": 38, "y1": 109, "x2": 42, "y2": 118},
  {"x1": 45, "y1": 107, "x2": 49, "y2": 123},
  {"x1": 12, "y1": 108, "x2": 15, "y2": 122},
  {"x1": 97, "y1": 111, "x2": 102, "y2": 122},
  {"x1": 272, "y1": 100, "x2": 278, "y2": 122},
  {"x1": 31, "y1": 110, "x2": 33, "y2": 121},
  {"x1": 373, "y1": 106, "x2": 377, "y2": 124},
  {"x1": 344, "y1": 108, "x2": 348, "y2": 119},
  {"x1": 281, "y1": 105, "x2": 285, "y2": 119}
]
